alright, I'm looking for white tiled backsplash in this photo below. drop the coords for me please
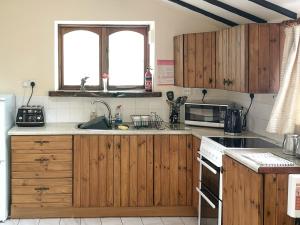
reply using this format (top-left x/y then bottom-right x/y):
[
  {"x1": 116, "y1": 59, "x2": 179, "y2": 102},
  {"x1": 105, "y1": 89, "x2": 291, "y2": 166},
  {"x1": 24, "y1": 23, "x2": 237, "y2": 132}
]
[
  {"x1": 16, "y1": 89, "x2": 283, "y2": 142},
  {"x1": 16, "y1": 96, "x2": 170, "y2": 124}
]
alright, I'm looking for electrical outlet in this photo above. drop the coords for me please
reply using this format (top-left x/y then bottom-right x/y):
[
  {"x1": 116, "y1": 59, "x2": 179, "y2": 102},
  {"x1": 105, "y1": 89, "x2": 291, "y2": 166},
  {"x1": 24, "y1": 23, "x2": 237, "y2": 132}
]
[{"x1": 22, "y1": 80, "x2": 35, "y2": 88}]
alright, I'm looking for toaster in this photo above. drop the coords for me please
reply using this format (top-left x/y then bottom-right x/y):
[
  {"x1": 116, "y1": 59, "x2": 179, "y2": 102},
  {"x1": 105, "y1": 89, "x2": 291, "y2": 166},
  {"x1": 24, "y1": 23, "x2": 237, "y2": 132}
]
[{"x1": 16, "y1": 105, "x2": 45, "y2": 127}]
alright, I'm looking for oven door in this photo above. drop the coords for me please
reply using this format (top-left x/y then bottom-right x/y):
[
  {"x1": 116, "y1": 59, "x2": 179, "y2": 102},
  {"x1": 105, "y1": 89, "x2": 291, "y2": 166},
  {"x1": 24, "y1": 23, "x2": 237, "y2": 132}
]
[
  {"x1": 197, "y1": 185, "x2": 222, "y2": 225},
  {"x1": 199, "y1": 156, "x2": 221, "y2": 199}
]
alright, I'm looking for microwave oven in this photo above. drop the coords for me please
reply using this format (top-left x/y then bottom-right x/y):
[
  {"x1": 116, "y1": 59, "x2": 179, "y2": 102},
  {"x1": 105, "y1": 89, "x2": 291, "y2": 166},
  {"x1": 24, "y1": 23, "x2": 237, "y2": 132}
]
[{"x1": 184, "y1": 101, "x2": 232, "y2": 128}]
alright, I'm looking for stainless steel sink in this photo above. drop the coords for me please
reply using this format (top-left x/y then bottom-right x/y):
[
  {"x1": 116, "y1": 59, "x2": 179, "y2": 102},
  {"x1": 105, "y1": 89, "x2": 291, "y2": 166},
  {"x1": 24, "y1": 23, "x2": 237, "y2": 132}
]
[{"x1": 77, "y1": 116, "x2": 112, "y2": 130}]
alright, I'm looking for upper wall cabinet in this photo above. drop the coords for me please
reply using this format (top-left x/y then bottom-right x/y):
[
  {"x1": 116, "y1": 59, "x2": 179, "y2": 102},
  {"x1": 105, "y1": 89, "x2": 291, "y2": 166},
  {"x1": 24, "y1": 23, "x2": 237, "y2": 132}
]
[
  {"x1": 248, "y1": 23, "x2": 284, "y2": 93},
  {"x1": 216, "y1": 25, "x2": 249, "y2": 92},
  {"x1": 174, "y1": 32, "x2": 216, "y2": 88},
  {"x1": 174, "y1": 23, "x2": 284, "y2": 93}
]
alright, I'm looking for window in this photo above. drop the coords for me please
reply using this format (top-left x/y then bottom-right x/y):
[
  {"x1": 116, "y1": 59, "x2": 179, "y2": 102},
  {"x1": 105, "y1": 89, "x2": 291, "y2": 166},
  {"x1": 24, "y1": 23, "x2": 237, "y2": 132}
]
[{"x1": 58, "y1": 25, "x2": 149, "y2": 90}]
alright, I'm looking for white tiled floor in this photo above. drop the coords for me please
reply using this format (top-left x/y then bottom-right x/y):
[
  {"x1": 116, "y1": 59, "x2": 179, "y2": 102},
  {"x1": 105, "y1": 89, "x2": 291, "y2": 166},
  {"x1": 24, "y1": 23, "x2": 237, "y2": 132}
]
[{"x1": 2, "y1": 217, "x2": 198, "y2": 225}]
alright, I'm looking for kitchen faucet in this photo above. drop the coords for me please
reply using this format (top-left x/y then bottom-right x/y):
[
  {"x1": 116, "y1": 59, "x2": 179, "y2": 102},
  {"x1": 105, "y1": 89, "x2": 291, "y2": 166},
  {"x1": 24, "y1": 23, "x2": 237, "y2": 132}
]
[{"x1": 91, "y1": 99, "x2": 112, "y2": 127}]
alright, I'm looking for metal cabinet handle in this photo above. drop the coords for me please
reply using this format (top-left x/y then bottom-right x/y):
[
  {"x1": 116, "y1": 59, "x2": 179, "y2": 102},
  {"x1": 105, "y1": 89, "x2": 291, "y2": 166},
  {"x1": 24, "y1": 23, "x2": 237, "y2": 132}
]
[
  {"x1": 34, "y1": 141, "x2": 50, "y2": 145},
  {"x1": 200, "y1": 190, "x2": 216, "y2": 209},
  {"x1": 35, "y1": 158, "x2": 49, "y2": 162},
  {"x1": 34, "y1": 187, "x2": 50, "y2": 191},
  {"x1": 200, "y1": 159, "x2": 217, "y2": 175}
]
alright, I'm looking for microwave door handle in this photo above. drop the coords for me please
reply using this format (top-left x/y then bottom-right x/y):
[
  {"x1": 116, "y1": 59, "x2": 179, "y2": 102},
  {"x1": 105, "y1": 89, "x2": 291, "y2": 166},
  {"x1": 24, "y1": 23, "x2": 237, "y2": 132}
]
[
  {"x1": 199, "y1": 158, "x2": 217, "y2": 175},
  {"x1": 199, "y1": 190, "x2": 216, "y2": 209}
]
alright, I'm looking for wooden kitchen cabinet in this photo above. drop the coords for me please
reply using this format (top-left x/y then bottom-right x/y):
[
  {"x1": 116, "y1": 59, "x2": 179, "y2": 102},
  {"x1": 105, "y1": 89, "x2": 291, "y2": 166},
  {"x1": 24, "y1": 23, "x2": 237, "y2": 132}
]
[
  {"x1": 174, "y1": 32, "x2": 216, "y2": 88},
  {"x1": 11, "y1": 136, "x2": 73, "y2": 209},
  {"x1": 249, "y1": 23, "x2": 284, "y2": 93},
  {"x1": 223, "y1": 155, "x2": 295, "y2": 225},
  {"x1": 216, "y1": 25, "x2": 249, "y2": 92},
  {"x1": 73, "y1": 135, "x2": 154, "y2": 208},
  {"x1": 153, "y1": 135, "x2": 195, "y2": 207}
]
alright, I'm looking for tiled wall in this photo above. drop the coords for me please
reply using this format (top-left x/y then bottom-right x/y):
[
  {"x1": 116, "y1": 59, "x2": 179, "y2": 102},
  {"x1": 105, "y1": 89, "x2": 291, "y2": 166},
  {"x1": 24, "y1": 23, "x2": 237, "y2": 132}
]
[
  {"x1": 16, "y1": 96, "x2": 170, "y2": 124},
  {"x1": 17, "y1": 89, "x2": 283, "y2": 142}
]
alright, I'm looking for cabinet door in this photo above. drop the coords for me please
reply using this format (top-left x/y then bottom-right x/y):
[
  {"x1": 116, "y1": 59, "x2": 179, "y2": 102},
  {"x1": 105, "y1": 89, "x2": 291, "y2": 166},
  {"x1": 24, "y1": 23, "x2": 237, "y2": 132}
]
[
  {"x1": 154, "y1": 135, "x2": 193, "y2": 207},
  {"x1": 174, "y1": 35, "x2": 184, "y2": 86},
  {"x1": 73, "y1": 135, "x2": 154, "y2": 208},
  {"x1": 223, "y1": 156, "x2": 263, "y2": 225},
  {"x1": 249, "y1": 23, "x2": 281, "y2": 93}
]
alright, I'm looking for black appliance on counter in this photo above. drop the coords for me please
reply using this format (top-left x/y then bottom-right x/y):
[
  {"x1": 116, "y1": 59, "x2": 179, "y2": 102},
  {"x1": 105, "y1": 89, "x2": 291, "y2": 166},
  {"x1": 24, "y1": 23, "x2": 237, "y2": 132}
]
[
  {"x1": 16, "y1": 105, "x2": 45, "y2": 127},
  {"x1": 224, "y1": 107, "x2": 243, "y2": 136}
]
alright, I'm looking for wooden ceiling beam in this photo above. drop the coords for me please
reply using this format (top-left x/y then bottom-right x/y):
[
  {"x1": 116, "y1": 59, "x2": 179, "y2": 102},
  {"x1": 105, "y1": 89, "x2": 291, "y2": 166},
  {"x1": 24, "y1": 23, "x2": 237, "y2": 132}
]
[
  {"x1": 203, "y1": 0, "x2": 267, "y2": 23},
  {"x1": 249, "y1": 0, "x2": 297, "y2": 19},
  {"x1": 169, "y1": 0, "x2": 238, "y2": 26}
]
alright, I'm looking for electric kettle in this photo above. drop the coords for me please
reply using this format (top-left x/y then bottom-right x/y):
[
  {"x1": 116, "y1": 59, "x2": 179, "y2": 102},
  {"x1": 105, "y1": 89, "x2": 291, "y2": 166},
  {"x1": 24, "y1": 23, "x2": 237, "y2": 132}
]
[{"x1": 224, "y1": 107, "x2": 243, "y2": 136}]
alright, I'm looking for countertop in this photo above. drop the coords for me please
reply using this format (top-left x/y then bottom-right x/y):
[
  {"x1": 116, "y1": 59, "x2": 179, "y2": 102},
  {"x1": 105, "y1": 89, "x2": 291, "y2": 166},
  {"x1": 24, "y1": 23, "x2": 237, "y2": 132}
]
[
  {"x1": 9, "y1": 122, "x2": 254, "y2": 138},
  {"x1": 9, "y1": 122, "x2": 300, "y2": 174}
]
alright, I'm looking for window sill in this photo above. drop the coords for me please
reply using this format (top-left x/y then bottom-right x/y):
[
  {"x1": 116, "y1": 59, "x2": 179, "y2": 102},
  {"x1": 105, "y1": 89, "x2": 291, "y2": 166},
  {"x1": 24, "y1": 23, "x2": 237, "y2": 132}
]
[{"x1": 48, "y1": 90, "x2": 162, "y2": 98}]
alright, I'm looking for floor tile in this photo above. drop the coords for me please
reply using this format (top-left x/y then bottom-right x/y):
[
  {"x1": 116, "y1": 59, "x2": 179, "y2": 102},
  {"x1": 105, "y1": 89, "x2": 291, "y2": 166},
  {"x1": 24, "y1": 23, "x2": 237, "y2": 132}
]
[
  {"x1": 181, "y1": 217, "x2": 198, "y2": 225},
  {"x1": 121, "y1": 217, "x2": 142, "y2": 225},
  {"x1": 100, "y1": 218, "x2": 122, "y2": 225},
  {"x1": 141, "y1": 217, "x2": 163, "y2": 225},
  {"x1": 59, "y1": 218, "x2": 80, "y2": 225},
  {"x1": 3, "y1": 219, "x2": 20, "y2": 225},
  {"x1": 18, "y1": 219, "x2": 39, "y2": 225},
  {"x1": 161, "y1": 217, "x2": 184, "y2": 225},
  {"x1": 39, "y1": 219, "x2": 60, "y2": 225},
  {"x1": 81, "y1": 218, "x2": 101, "y2": 225}
]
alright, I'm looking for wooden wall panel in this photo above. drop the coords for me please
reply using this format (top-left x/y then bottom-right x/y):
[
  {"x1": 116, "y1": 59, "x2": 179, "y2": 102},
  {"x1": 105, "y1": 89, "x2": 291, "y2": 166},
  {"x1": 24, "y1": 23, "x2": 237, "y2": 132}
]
[{"x1": 249, "y1": 24, "x2": 259, "y2": 93}]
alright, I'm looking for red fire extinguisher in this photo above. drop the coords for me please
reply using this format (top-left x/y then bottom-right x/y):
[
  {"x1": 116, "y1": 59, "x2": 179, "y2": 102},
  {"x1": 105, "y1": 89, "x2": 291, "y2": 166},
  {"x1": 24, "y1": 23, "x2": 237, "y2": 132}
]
[{"x1": 145, "y1": 67, "x2": 152, "y2": 92}]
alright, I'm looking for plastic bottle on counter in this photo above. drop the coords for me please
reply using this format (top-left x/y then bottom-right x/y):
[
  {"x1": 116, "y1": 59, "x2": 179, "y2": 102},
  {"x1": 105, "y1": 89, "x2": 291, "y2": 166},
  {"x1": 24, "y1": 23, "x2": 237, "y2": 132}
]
[{"x1": 115, "y1": 105, "x2": 123, "y2": 125}]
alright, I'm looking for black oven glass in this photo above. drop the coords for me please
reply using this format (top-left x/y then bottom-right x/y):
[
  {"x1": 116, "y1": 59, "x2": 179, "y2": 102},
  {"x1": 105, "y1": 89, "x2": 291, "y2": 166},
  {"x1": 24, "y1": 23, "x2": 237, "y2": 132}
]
[
  {"x1": 200, "y1": 185, "x2": 220, "y2": 225},
  {"x1": 185, "y1": 104, "x2": 227, "y2": 123},
  {"x1": 200, "y1": 156, "x2": 220, "y2": 198}
]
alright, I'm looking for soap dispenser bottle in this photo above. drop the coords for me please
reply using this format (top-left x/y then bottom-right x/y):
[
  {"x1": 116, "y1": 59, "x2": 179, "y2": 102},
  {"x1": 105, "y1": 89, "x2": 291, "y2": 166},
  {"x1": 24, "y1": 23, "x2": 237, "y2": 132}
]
[{"x1": 115, "y1": 105, "x2": 123, "y2": 125}]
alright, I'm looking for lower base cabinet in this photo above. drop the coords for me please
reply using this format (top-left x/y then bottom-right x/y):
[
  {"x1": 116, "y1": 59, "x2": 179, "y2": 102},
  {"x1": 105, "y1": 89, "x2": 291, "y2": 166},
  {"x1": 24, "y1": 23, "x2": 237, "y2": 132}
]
[
  {"x1": 11, "y1": 134, "x2": 200, "y2": 218},
  {"x1": 223, "y1": 155, "x2": 295, "y2": 225}
]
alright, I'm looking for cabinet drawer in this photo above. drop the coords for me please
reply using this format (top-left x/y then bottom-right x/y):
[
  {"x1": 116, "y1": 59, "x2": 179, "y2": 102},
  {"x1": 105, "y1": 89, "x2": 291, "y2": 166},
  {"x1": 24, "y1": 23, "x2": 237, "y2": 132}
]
[
  {"x1": 12, "y1": 178, "x2": 72, "y2": 186},
  {"x1": 12, "y1": 153, "x2": 72, "y2": 163},
  {"x1": 12, "y1": 194, "x2": 72, "y2": 204},
  {"x1": 12, "y1": 171, "x2": 72, "y2": 179},
  {"x1": 12, "y1": 184, "x2": 72, "y2": 195},
  {"x1": 11, "y1": 136, "x2": 72, "y2": 150},
  {"x1": 12, "y1": 162, "x2": 72, "y2": 172},
  {"x1": 12, "y1": 202, "x2": 72, "y2": 208}
]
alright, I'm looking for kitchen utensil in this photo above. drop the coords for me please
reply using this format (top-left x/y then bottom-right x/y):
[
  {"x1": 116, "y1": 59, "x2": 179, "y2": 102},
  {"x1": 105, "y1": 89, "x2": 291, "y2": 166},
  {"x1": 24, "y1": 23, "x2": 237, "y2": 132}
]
[
  {"x1": 224, "y1": 107, "x2": 243, "y2": 135},
  {"x1": 283, "y1": 134, "x2": 298, "y2": 156},
  {"x1": 166, "y1": 91, "x2": 174, "y2": 101}
]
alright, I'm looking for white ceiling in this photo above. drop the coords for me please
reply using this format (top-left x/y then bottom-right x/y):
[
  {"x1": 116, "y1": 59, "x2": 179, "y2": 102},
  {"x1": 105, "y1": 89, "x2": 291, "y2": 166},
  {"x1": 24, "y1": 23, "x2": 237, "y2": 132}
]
[{"x1": 168, "y1": 0, "x2": 300, "y2": 26}]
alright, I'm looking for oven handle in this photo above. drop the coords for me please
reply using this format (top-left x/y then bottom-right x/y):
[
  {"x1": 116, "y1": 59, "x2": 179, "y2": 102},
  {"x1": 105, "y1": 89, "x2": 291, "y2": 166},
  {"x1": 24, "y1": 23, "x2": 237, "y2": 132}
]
[
  {"x1": 196, "y1": 187, "x2": 216, "y2": 209},
  {"x1": 197, "y1": 157, "x2": 217, "y2": 175}
]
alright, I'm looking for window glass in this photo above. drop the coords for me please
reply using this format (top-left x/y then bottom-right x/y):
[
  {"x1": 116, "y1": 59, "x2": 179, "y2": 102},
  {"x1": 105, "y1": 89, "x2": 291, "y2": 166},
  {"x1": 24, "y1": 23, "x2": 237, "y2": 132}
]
[
  {"x1": 63, "y1": 30, "x2": 100, "y2": 86},
  {"x1": 108, "y1": 31, "x2": 145, "y2": 86}
]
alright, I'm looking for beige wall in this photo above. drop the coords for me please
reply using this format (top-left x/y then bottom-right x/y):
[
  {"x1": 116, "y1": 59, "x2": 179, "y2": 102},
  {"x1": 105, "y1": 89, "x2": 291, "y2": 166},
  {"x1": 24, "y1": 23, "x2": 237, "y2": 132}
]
[{"x1": 0, "y1": 0, "x2": 223, "y2": 96}]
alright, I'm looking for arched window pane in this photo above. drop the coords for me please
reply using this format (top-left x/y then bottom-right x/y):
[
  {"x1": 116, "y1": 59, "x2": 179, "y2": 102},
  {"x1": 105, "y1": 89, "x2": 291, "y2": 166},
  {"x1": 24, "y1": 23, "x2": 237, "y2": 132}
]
[
  {"x1": 63, "y1": 30, "x2": 99, "y2": 86},
  {"x1": 109, "y1": 31, "x2": 144, "y2": 86}
]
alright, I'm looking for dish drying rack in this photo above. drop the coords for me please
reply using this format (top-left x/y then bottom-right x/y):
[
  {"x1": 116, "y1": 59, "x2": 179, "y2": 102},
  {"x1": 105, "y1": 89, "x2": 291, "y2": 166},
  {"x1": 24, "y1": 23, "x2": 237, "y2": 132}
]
[{"x1": 131, "y1": 113, "x2": 164, "y2": 129}]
